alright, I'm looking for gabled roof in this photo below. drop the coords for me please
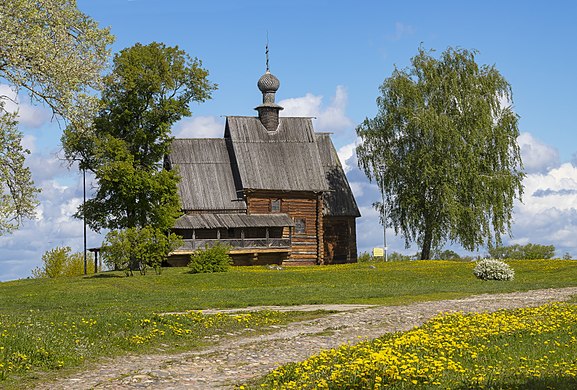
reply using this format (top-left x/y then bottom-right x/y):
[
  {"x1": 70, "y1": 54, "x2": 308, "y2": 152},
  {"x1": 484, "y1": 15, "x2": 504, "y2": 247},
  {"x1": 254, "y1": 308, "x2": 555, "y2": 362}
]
[
  {"x1": 316, "y1": 133, "x2": 361, "y2": 217},
  {"x1": 174, "y1": 213, "x2": 294, "y2": 229},
  {"x1": 225, "y1": 116, "x2": 329, "y2": 192},
  {"x1": 167, "y1": 139, "x2": 246, "y2": 212}
]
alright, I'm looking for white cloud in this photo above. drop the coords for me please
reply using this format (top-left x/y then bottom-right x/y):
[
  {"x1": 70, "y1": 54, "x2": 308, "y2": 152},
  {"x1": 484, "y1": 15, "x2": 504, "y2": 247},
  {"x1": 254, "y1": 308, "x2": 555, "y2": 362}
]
[
  {"x1": 21, "y1": 134, "x2": 37, "y2": 153},
  {"x1": 521, "y1": 163, "x2": 577, "y2": 213},
  {"x1": 0, "y1": 84, "x2": 51, "y2": 128},
  {"x1": 518, "y1": 132, "x2": 559, "y2": 173},
  {"x1": 280, "y1": 93, "x2": 321, "y2": 118},
  {"x1": 173, "y1": 116, "x2": 224, "y2": 138},
  {"x1": 386, "y1": 22, "x2": 415, "y2": 41},
  {"x1": 336, "y1": 141, "x2": 357, "y2": 173},
  {"x1": 506, "y1": 162, "x2": 577, "y2": 256},
  {"x1": 0, "y1": 151, "x2": 105, "y2": 281},
  {"x1": 0, "y1": 175, "x2": 103, "y2": 281},
  {"x1": 279, "y1": 86, "x2": 354, "y2": 132}
]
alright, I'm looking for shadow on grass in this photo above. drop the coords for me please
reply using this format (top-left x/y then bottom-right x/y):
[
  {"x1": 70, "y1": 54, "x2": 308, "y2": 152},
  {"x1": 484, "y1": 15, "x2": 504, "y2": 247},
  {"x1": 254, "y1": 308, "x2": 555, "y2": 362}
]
[{"x1": 84, "y1": 273, "x2": 124, "y2": 279}]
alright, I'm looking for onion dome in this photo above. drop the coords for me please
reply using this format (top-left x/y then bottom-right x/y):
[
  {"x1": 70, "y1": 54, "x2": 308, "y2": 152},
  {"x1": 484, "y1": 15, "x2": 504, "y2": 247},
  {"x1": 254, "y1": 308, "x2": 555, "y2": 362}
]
[{"x1": 257, "y1": 70, "x2": 280, "y2": 93}]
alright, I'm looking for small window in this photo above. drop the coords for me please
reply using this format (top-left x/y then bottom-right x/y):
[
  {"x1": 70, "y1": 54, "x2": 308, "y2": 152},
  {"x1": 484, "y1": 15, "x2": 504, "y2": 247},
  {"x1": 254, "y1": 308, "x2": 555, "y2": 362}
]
[
  {"x1": 271, "y1": 199, "x2": 281, "y2": 213},
  {"x1": 294, "y1": 218, "x2": 306, "y2": 234}
]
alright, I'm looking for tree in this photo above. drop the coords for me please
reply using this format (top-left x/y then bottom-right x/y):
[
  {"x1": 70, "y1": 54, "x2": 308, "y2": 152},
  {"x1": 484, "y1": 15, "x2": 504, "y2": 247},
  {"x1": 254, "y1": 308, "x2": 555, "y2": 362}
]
[
  {"x1": 31, "y1": 246, "x2": 94, "y2": 278},
  {"x1": 0, "y1": 0, "x2": 114, "y2": 234},
  {"x1": 357, "y1": 47, "x2": 524, "y2": 260},
  {"x1": 0, "y1": 111, "x2": 39, "y2": 234},
  {"x1": 102, "y1": 227, "x2": 182, "y2": 275},
  {"x1": 62, "y1": 42, "x2": 216, "y2": 232},
  {"x1": 488, "y1": 243, "x2": 555, "y2": 260},
  {"x1": 1, "y1": 0, "x2": 114, "y2": 121},
  {"x1": 433, "y1": 249, "x2": 461, "y2": 260}
]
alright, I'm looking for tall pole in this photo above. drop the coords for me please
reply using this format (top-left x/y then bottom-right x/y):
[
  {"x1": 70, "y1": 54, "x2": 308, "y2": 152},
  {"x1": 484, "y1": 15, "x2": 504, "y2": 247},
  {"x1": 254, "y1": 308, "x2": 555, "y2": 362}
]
[
  {"x1": 83, "y1": 167, "x2": 87, "y2": 275},
  {"x1": 381, "y1": 186, "x2": 388, "y2": 262},
  {"x1": 380, "y1": 168, "x2": 388, "y2": 262}
]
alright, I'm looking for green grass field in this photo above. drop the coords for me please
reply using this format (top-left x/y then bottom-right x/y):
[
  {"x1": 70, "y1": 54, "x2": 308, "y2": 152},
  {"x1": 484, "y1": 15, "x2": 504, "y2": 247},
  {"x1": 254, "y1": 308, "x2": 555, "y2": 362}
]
[
  {"x1": 3, "y1": 260, "x2": 577, "y2": 313},
  {"x1": 1, "y1": 259, "x2": 577, "y2": 387}
]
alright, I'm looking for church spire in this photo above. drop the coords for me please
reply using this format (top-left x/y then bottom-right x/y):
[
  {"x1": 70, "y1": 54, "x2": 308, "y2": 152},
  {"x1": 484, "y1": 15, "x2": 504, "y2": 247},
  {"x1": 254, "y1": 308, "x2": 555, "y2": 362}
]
[{"x1": 255, "y1": 41, "x2": 283, "y2": 132}]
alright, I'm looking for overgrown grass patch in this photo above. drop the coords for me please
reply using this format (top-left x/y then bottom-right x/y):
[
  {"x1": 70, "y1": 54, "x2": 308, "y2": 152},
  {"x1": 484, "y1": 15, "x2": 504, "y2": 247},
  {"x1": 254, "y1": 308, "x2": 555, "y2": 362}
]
[
  {"x1": 252, "y1": 303, "x2": 577, "y2": 389},
  {"x1": 0, "y1": 309, "x2": 320, "y2": 387}
]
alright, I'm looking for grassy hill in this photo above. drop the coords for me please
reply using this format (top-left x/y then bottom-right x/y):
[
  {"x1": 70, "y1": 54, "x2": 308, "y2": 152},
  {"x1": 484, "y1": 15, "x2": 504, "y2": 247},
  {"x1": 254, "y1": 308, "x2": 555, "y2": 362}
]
[
  {"x1": 1, "y1": 260, "x2": 577, "y2": 386},
  {"x1": 3, "y1": 259, "x2": 577, "y2": 313}
]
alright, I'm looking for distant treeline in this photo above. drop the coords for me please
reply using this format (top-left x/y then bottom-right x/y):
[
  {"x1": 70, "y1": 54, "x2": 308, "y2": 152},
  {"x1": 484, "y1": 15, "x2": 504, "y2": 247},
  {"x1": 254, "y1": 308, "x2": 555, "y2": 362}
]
[{"x1": 360, "y1": 243, "x2": 569, "y2": 262}]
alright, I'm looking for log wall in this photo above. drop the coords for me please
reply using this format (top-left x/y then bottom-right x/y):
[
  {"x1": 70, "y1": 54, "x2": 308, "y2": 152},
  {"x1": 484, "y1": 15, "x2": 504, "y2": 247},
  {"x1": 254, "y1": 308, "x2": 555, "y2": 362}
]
[
  {"x1": 323, "y1": 217, "x2": 358, "y2": 264},
  {"x1": 247, "y1": 191, "x2": 323, "y2": 265}
]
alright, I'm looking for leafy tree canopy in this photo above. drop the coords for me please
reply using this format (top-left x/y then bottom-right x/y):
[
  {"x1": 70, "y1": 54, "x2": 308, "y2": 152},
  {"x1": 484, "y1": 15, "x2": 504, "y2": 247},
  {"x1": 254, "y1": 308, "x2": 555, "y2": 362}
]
[
  {"x1": 31, "y1": 246, "x2": 95, "y2": 278},
  {"x1": 0, "y1": 0, "x2": 113, "y2": 235},
  {"x1": 63, "y1": 42, "x2": 217, "y2": 232},
  {"x1": 0, "y1": 0, "x2": 114, "y2": 122},
  {"x1": 488, "y1": 243, "x2": 555, "y2": 260},
  {"x1": 357, "y1": 46, "x2": 524, "y2": 260},
  {"x1": 102, "y1": 227, "x2": 182, "y2": 276},
  {"x1": 0, "y1": 112, "x2": 39, "y2": 234}
]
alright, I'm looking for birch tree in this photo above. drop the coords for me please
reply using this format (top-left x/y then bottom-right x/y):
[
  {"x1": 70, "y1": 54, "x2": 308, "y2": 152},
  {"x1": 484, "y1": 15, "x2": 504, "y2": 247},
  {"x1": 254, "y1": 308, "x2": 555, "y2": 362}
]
[{"x1": 356, "y1": 47, "x2": 524, "y2": 260}]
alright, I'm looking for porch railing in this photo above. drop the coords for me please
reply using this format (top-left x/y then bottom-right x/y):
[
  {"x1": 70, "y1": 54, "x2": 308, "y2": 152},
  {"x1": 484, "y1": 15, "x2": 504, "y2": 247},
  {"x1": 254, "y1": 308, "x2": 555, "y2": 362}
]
[{"x1": 178, "y1": 238, "x2": 291, "y2": 252}]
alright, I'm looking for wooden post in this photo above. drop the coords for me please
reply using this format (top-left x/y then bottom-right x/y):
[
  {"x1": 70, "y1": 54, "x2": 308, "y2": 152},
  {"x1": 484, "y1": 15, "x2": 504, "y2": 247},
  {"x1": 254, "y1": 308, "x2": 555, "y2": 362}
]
[
  {"x1": 316, "y1": 193, "x2": 324, "y2": 265},
  {"x1": 94, "y1": 250, "x2": 98, "y2": 274},
  {"x1": 241, "y1": 229, "x2": 245, "y2": 247},
  {"x1": 266, "y1": 227, "x2": 269, "y2": 246},
  {"x1": 192, "y1": 229, "x2": 196, "y2": 250}
]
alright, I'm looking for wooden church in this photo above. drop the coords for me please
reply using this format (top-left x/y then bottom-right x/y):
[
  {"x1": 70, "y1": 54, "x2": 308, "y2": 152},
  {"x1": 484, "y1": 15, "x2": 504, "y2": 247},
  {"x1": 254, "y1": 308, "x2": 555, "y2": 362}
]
[{"x1": 165, "y1": 65, "x2": 360, "y2": 266}]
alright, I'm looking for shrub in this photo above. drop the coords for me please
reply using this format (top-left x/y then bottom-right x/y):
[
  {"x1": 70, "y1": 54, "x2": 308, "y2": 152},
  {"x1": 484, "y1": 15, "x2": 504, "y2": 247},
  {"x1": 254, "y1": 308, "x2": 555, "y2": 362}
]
[
  {"x1": 357, "y1": 251, "x2": 373, "y2": 263},
  {"x1": 102, "y1": 227, "x2": 182, "y2": 276},
  {"x1": 188, "y1": 243, "x2": 232, "y2": 273},
  {"x1": 473, "y1": 259, "x2": 514, "y2": 281},
  {"x1": 388, "y1": 251, "x2": 415, "y2": 261},
  {"x1": 32, "y1": 246, "x2": 94, "y2": 278}
]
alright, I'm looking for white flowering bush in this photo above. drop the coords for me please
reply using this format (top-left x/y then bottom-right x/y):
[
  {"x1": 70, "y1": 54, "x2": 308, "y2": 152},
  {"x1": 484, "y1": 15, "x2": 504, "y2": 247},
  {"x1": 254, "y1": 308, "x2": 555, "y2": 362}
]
[{"x1": 473, "y1": 259, "x2": 515, "y2": 281}]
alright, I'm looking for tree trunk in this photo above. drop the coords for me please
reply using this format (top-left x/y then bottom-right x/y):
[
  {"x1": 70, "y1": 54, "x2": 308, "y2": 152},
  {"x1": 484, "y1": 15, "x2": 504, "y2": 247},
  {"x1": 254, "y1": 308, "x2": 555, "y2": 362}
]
[{"x1": 420, "y1": 226, "x2": 433, "y2": 260}]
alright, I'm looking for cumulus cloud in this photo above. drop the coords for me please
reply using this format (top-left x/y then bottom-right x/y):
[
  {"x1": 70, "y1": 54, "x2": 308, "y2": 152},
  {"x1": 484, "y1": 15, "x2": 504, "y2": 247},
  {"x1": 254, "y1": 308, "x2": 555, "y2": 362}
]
[
  {"x1": 336, "y1": 141, "x2": 358, "y2": 173},
  {"x1": 0, "y1": 84, "x2": 51, "y2": 128},
  {"x1": 0, "y1": 151, "x2": 105, "y2": 281},
  {"x1": 518, "y1": 132, "x2": 559, "y2": 173},
  {"x1": 507, "y1": 162, "x2": 577, "y2": 256},
  {"x1": 172, "y1": 116, "x2": 224, "y2": 138},
  {"x1": 279, "y1": 86, "x2": 354, "y2": 132},
  {"x1": 0, "y1": 175, "x2": 103, "y2": 281}
]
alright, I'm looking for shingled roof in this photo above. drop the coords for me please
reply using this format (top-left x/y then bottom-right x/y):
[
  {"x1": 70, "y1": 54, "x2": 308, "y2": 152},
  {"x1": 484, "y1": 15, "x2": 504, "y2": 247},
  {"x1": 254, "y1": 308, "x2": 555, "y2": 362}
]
[
  {"x1": 225, "y1": 116, "x2": 329, "y2": 192},
  {"x1": 167, "y1": 139, "x2": 246, "y2": 212},
  {"x1": 174, "y1": 213, "x2": 294, "y2": 229},
  {"x1": 316, "y1": 133, "x2": 361, "y2": 217}
]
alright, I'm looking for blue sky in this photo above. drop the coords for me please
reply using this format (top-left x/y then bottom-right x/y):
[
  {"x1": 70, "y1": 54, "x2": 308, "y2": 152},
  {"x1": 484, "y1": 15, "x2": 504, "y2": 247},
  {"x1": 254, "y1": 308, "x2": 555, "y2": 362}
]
[{"x1": 1, "y1": 0, "x2": 576, "y2": 280}]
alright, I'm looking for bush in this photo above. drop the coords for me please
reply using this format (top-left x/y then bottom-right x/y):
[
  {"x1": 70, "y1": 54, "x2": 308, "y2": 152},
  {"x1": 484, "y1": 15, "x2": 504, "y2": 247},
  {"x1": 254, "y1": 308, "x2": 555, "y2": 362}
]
[
  {"x1": 357, "y1": 251, "x2": 373, "y2": 263},
  {"x1": 32, "y1": 246, "x2": 95, "y2": 278},
  {"x1": 102, "y1": 227, "x2": 182, "y2": 276},
  {"x1": 473, "y1": 259, "x2": 514, "y2": 281},
  {"x1": 188, "y1": 243, "x2": 232, "y2": 273},
  {"x1": 388, "y1": 251, "x2": 416, "y2": 261}
]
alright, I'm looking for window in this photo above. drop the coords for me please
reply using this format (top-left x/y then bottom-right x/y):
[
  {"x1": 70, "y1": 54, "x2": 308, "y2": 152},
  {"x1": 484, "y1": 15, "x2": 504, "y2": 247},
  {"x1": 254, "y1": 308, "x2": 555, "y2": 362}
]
[
  {"x1": 271, "y1": 199, "x2": 281, "y2": 213},
  {"x1": 294, "y1": 218, "x2": 306, "y2": 234}
]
